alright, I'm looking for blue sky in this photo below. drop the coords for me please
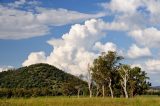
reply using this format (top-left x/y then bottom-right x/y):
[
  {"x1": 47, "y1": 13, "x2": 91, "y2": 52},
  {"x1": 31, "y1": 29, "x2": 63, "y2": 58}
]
[
  {"x1": 0, "y1": 0, "x2": 160, "y2": 86},
  {"x1": 0, "y1": 0, "x2": 108, "y2": 66}
]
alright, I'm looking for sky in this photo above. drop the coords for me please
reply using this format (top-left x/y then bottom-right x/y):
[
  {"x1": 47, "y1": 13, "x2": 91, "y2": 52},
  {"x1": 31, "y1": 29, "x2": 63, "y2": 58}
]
[{"x1": 0, "y1": 0, "x2": 160, "y2": 86}]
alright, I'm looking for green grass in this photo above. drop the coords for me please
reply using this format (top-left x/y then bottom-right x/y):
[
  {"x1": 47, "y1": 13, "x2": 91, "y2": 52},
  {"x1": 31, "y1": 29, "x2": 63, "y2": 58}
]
[{"x1": 0, "y1": 96, "x2": 160, "y2": 106}]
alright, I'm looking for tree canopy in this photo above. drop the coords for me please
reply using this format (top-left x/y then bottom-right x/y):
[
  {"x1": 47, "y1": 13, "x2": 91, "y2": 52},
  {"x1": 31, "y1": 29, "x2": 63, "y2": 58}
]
[
  {"x1": 0, "y1": 63, "x2": 87, "y2": 97},
  {"x1": 90, "y1": 51, "x2": 151, "y2": 98}
]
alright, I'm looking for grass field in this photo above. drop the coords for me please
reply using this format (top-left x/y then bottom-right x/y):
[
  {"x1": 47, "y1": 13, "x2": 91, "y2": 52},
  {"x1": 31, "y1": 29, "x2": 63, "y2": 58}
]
[{"x1": 0, "y1": 96, "x2": 160, "y2": 106}]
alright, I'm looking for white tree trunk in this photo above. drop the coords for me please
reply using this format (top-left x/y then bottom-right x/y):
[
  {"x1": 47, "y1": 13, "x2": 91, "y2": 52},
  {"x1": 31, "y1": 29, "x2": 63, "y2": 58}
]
[
  {"x1": 120, "y1": 66, "x2": 129, "y2": 98},
  {"x1": 124, "y1": 75, "x2": 128, "y2": 98},
  {"x1": 96, "y1": 85, "x2": 100, "y2": 97},
  {"x1": 88, "y1": 81, "x2": 92, "y2": 98},
  {"x1": 88, "y1": 84, "x2": 92, "y2": 98},
  {"x1": 102, "y1": 85, "x2": 105, "y2": 98},
  {"x1": 108, "y1": 78, "x2": 114, "y2": 98},
  {"x1": 87, "y1": 64, "x2": 92, "y2": 98},
  {"x1": 121, "y1": 76, "x2": 128, "y2": 98},
  {"x1": 77, "y1": 89, "x2": 80, "y2": 98}
]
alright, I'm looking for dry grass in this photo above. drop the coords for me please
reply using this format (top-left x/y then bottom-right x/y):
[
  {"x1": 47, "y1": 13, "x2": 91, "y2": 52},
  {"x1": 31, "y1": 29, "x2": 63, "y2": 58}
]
[{"x1": 0, "y1": 96, "x2": 160, "y2": 106}]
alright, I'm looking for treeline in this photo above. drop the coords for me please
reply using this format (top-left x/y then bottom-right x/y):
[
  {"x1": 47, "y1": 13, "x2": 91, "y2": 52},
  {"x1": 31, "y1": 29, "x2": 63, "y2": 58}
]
[
  {"x1": 0, "y1": 51, "x2": 151, "y2": 98},
  {"x1": 85, "y1": 51, "x2": 151, "y2": 98},
  {"x1": 146, "y1": 91, "x2": 160, "y2": 96},
  {"x1": 0, "y1": 88, "x2": 56, "y2": 98},
  {"x1": 146, "y1": 88, "x2": 160, "y2": 96},
  {"x1": 0, "y1": 87, "x2": 87, "y2": 98}
]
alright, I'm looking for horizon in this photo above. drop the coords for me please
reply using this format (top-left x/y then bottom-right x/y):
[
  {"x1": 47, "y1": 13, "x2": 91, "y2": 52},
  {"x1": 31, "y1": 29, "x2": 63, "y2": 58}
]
[{"x1": 0, "y1": 0, "x2": 160, "y2": 86}]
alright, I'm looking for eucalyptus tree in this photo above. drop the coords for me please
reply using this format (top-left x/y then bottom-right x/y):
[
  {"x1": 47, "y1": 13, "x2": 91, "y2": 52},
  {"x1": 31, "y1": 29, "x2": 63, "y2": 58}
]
[
  {"x1": 118, "y1": 65, "x2": 151, "y2": 98},
  {"x1": 91, "y1": 55, "x2": 106, "y2": 97},
  {"x1": 128, "y1": 67, "x2": 151, "y2": 97},
  {"x1": 91, "y1": 51, "x2": 123, "y2": 98},
  {"x1": 118, "y1": 65, "x2": 130, "y2": 98}
]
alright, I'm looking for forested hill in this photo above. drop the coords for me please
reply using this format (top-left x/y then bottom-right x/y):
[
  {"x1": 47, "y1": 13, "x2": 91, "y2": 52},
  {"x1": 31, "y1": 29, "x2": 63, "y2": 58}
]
[{"x1": 0, "y1": 63, "x2": 87, "y2": 97}]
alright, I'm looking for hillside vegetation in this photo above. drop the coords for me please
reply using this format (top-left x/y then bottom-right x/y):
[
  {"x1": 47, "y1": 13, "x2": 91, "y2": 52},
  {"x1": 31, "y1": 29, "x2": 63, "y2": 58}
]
[
  {"x1": 0, "y1": 51, "x2": 151, "y2": 98},
  {"x1": 0, "y1": 63, "x2": 87, "y2": 97}
]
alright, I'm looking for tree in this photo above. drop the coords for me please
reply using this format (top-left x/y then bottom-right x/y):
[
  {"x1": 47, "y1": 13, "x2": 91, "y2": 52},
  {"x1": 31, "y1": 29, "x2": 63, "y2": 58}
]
[
  {"x1": 91, "y1": 54, "x2": 108, "y2": 97},
  {"x1": 118, "y1": 65, "x2": 151, "y2": 98},
  {"x1": 87, "y1": 64, "x2": 92, "y2": 98},
  {"x1": 91, "y1": 51, "x2": 123, "y2": 98},
  {"x1": 128, "y1": 67, "x2": 151, "y2": 97},
  {"x1": 118, "y1": 65, "x2": 130, "y2": 98},
  {"x1": 75, "y1": 85, "x2": 81, "y2": 98}
]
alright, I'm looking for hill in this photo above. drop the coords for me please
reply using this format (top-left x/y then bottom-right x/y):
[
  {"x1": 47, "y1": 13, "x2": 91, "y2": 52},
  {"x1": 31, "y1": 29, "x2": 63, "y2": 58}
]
[{"x1": 0, "y1": 63, "x2": 87, "y2": 97}]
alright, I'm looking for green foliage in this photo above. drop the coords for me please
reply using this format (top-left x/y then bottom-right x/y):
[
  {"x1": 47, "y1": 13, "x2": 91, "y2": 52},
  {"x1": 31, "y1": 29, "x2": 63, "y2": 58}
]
[
  {"x1": 91, "y1": 51, "x2": 123, "y2": 97},
  {"x1": 128, "y1": 67, "x2": 151, "y2": 97},
  {"x1": 0, "y1": 52, "x2": 151, "y2": 98},
  {"x1": 0, "y1": 63, "x2": 87, "y2": 97},
  {"x1": 90, "y1": 51, "x2": 151, "y2": 98}
]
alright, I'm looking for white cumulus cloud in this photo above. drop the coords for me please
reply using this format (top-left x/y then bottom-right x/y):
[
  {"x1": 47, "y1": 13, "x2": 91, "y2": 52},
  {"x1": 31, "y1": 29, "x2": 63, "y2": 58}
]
[
  {"x1": 101, "y1": 0, "x2": 160, "y2": 29},
  {"x1": 22, "y1": 51, "x2": 46, "y2": 66},
  {"x1": 101, "y1": 0, "x2": 141, "y2": 14},
  {"x1": 94, "y1": 42, "x2": 117, "y2": 52},
  {"x1": 22, "y1": 19, "x2": 118, "y2": 75},
  {"x1": 130, "y1": 58, "x2": 160, "y2": 74},
  {"x1": 0, "y1": 2, "x2": 105, "y2": 40},
  {"x1": 127, "y1": 44, "x2": 151, "y2": 59},
  {"x1": 145, "y1": 59, "x2": 160, "y2": 74},
  {"x1": 129, "y1": 27, "x2": 160, "y2": 48},
  {"x1": 0, "y1": 66, "x2": 14, "y2": 72}
]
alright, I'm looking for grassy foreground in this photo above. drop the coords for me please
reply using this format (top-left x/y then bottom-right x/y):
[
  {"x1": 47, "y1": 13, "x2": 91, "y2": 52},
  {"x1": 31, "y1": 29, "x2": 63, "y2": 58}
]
[{"x1": 0, "y1": 96, "x2": 160, "y2": 106}]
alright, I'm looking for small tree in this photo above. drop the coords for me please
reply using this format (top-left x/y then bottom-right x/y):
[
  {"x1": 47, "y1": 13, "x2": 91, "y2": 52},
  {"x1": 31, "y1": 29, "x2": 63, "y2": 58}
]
[
  {"x1": 128, "y1": 67, "x2": 151, "y2": 97},
  {"x1": 91, "y1": 51, "x2": 123, "y2": 98},
  {"x1": 75, "y1": 85, "x2": 81, "y2": 98},
  {"x1": 119, "y1": 65, "x2": 130, "y2": 98},
  {"x1": 91, "y1": 55, "x2": 108, "y2": 97},
  {"x1": 119, "y1": 65, "x2": 151, "y2": 98}
]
